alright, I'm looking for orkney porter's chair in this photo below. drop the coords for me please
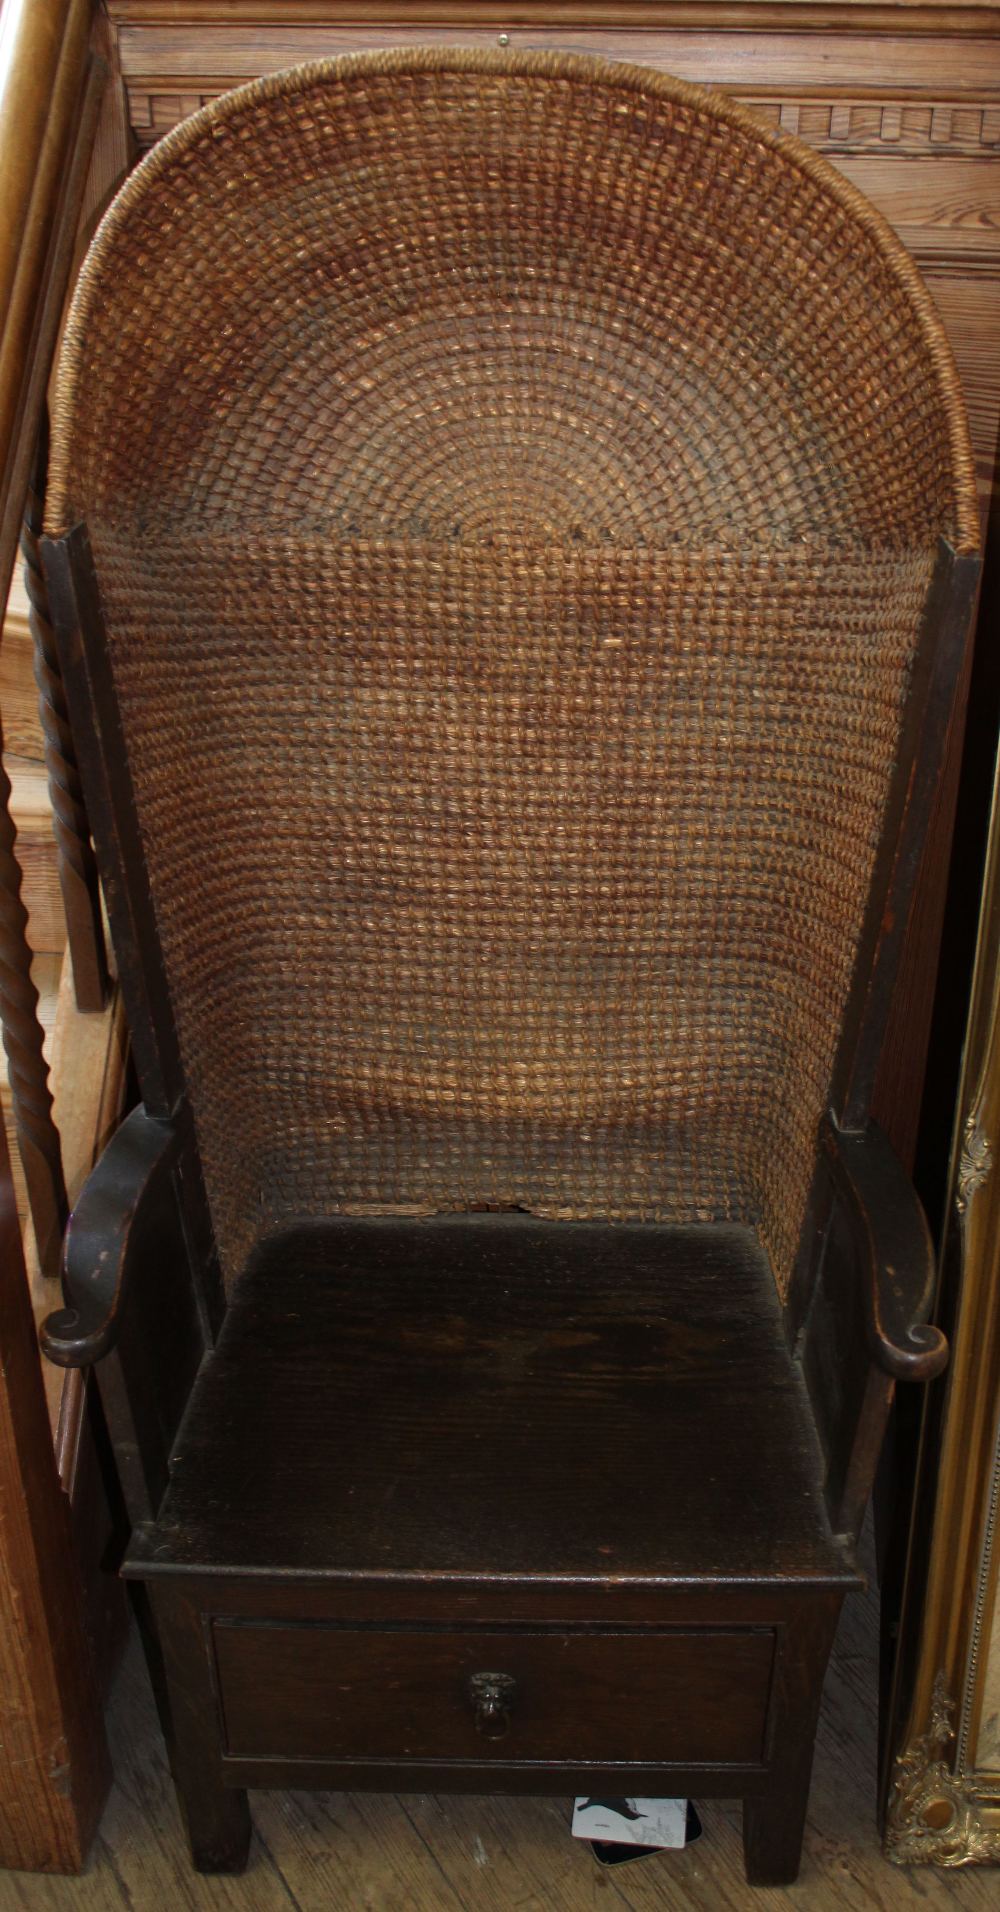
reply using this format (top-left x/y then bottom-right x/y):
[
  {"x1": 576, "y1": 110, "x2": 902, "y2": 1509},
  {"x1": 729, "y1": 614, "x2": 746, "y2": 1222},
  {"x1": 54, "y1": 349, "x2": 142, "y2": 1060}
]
[{"x1": 40, "y1": 49, "x2": 980, "y2": 1886}]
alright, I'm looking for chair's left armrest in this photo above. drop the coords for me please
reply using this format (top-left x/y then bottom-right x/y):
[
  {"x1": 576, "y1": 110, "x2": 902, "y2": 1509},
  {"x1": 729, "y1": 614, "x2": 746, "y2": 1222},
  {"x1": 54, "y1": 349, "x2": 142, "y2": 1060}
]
[
  {"x1": 821, "y1": 1115, "x2": 948, "y2": 1383},
  {"x1": 41, "y1": 1105, "x2": 179, "y2": 1367}
]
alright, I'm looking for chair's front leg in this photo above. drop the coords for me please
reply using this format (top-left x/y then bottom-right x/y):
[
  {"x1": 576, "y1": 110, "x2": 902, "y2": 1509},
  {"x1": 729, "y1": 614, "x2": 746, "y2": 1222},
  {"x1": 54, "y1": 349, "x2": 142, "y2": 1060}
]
[
  {"x1": 142, "y1": 1584, "x2": 251, "y2": 1875},
  {"x1": 743, "y1": 1591, "x2": 844, "y2": 1886}
]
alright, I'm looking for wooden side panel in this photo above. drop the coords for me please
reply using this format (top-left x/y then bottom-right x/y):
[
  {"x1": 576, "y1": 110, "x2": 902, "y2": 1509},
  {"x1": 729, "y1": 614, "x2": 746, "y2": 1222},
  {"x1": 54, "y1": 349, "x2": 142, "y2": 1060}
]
[{"x1": 0, "y1": 1115, "x2": 110, "y2": 1870}]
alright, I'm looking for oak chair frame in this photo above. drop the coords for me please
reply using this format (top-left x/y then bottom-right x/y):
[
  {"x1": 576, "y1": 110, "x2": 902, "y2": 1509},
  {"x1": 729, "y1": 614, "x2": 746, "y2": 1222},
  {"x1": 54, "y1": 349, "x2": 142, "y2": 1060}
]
[{"x1": 36, "y1": 49, "x2": 981, "y2": 1883}]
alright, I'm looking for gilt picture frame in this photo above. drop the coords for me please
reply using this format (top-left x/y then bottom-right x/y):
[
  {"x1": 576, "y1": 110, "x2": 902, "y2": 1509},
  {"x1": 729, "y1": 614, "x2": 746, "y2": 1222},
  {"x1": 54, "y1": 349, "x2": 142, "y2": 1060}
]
[{"x1": 886, "y1": 738, "x2": 1000, "y2": 1867}]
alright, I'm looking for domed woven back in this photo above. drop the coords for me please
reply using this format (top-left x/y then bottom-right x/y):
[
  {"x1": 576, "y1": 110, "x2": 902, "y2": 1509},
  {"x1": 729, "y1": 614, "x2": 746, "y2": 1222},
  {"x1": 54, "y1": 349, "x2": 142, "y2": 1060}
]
[{"x1": 49, "y1": 50, "x2": 978, "y2": 1294}]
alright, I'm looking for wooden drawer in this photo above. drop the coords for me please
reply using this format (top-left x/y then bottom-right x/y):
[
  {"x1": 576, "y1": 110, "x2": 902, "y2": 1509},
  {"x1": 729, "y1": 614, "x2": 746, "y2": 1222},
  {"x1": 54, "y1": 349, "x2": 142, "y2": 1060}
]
[{"x1": 213, "y1": 1622, "x2": 775, "y2": 1767}]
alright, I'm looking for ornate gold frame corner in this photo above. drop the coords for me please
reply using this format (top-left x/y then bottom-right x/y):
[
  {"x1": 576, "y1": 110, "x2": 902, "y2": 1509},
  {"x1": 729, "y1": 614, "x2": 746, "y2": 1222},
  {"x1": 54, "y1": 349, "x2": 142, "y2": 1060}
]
[{"x1": 886, "y1": 1674, "x2": 1000, "y2": 1865}]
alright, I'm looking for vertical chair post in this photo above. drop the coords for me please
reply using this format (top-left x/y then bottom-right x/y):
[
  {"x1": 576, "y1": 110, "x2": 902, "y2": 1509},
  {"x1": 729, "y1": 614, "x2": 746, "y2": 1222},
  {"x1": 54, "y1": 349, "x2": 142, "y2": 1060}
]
[{"x1": 22, "y1": 416, "x2": 108, "y2": 1011}]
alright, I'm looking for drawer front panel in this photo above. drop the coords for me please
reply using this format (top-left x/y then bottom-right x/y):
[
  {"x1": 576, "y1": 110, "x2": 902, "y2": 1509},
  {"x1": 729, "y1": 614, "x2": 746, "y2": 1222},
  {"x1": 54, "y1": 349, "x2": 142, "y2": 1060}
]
[{"x1": 214, "y1": 1623, "x2": 774, "y2": 1766}]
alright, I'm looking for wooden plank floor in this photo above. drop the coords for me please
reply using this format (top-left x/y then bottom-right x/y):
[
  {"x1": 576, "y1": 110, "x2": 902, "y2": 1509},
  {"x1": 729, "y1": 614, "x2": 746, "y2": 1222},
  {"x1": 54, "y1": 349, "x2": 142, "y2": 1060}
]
[{"x1": 1, "y1": 1543, "x2": 997, "y2": 1910}]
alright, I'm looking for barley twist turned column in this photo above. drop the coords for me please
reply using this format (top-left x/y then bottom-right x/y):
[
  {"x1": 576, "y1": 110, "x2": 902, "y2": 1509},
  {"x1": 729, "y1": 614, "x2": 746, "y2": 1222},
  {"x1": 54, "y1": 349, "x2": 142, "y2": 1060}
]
[
  {"x1": 21, "y1": 416, "x2": 108, "y2": 1011},
  {"x1": 0, "y1": 741, "x2": 67, "y2": 1277}
]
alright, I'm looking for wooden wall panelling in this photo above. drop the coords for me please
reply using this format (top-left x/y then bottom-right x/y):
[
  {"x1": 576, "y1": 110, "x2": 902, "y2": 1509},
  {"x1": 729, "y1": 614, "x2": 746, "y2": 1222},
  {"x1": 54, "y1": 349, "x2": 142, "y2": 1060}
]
[{"x1": 114, "y1": 24, "x2": 1000, "y2": 146}]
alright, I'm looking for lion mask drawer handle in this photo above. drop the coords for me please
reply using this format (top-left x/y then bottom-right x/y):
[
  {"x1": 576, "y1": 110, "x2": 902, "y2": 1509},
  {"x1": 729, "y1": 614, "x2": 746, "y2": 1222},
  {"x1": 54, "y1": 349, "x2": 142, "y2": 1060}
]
[{"x1": 467, "y1": 1670, "x2": 517, "y2": 1738}]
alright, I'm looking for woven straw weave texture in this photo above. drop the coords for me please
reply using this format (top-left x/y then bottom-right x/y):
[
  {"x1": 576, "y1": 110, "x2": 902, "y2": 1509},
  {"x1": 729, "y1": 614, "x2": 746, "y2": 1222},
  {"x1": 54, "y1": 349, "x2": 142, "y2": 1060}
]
[{"x1": 49, "y1": 50, "x2": 978, "y2": 1296}]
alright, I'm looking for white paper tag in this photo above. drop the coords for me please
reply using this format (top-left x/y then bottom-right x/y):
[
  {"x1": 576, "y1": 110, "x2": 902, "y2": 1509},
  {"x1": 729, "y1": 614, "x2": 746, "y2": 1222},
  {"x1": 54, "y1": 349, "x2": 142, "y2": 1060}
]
[{"x1": 571, "y1": 1796, "x2": 688, "y2": 1848}]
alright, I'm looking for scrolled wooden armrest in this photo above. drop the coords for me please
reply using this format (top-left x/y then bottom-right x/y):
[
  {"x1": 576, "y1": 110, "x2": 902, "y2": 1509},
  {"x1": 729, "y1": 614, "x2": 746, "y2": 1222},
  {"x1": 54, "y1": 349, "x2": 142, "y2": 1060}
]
[
  {"x1": 40, "y1": 1105, "x2": 179, "y2": 1368},
  {"x1": 821, "y1": 1114, "x2": 947, "y2": 1383}
]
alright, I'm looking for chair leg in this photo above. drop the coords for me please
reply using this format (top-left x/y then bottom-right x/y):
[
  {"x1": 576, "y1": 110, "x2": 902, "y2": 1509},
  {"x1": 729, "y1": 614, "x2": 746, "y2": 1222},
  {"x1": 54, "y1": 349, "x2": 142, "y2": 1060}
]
[
  {"x1": 178, "y1": 1779, "x2": 251, "y2": 1875},
  {"x1": 743, "y1": 1772, "x2": 812, "y2": 1887},
  {"x1": 140, "y1": 1583, "x2": 251, "y2": 1873},
  {"x1": 742, "y1": 1589, "x2": 845, "y2": 1887}
]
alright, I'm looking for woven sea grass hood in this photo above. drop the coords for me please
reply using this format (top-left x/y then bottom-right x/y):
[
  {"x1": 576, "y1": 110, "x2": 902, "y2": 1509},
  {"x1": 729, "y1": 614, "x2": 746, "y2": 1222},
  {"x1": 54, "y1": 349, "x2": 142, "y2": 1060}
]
[{"x1": 49, "y1": 50, "x2": 978, "y2": 1293}]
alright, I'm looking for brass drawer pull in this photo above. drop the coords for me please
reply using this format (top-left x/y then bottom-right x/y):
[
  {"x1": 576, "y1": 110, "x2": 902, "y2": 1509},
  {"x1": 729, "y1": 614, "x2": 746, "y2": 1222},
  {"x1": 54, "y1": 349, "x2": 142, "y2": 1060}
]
[{"x1": 468, "y1": 1670, "x2": 517, "y2": 1738}]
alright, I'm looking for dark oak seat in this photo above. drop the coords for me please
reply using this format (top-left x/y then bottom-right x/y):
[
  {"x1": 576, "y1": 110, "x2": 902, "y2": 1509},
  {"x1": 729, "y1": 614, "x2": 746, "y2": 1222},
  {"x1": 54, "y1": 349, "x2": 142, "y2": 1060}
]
[
  {"x1": 113, "y1": 1216, "x2": 861, "y2": 1875},
  {"x1": 131, "y1": 1217, "x2": 856, "y2": 1587}
]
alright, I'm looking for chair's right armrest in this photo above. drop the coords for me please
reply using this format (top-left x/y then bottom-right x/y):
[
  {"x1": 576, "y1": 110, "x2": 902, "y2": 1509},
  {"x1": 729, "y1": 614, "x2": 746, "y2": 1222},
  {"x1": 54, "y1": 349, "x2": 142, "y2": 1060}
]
[
  {"x1": 41, "y1": 1105, "x2": 179, "y2": 1367},
  {"x1": 822, "y1": 1116, "x2": 948, "y2": 1383},
  {"x1": 802, "y1": 1113, "x2": 948, "y2": 1542}
]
